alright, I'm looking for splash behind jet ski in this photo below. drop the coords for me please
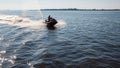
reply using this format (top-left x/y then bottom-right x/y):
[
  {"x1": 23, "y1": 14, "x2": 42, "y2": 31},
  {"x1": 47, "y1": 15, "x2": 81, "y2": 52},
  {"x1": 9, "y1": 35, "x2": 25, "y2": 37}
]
[{"x1": 45, "y1": 15, "x2": 58, "y2": 29}]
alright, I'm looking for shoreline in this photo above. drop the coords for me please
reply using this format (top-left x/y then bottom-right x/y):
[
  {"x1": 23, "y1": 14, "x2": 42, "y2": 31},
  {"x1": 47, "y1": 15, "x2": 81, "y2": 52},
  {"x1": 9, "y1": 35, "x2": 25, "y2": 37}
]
[
  {"x1": 0, "y1": 9, "x2": 120, "y2": 11},
  {"x1": 40, "y1": 9, "x2": 120, "y2": 11}
]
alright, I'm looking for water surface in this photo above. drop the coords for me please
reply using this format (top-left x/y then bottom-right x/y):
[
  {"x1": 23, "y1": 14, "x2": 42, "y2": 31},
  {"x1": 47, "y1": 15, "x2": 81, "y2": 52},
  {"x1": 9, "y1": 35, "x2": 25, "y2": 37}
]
[{"x1": 0, "y1": 10, "x2": 120, "y2": 68}]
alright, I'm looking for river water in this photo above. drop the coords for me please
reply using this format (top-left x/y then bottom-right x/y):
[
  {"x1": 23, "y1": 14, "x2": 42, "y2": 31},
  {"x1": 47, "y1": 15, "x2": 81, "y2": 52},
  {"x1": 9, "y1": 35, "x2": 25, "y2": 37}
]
[{"x1": 0, "y1": 10, "x2": 120, "y2": 68}]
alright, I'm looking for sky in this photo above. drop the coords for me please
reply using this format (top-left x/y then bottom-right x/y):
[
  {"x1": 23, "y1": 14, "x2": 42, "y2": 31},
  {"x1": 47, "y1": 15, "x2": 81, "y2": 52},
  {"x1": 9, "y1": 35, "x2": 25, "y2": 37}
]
[{"x1": 0, "y1": 0, "x2": 120, "y2": 10}]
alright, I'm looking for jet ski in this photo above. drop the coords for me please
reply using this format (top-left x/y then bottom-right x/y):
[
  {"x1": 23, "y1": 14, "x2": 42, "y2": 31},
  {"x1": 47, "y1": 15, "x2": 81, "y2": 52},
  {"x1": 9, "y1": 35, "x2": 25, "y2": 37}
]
[{"x1": 45, "y1": 15, "x2": 58, "y2": 29}]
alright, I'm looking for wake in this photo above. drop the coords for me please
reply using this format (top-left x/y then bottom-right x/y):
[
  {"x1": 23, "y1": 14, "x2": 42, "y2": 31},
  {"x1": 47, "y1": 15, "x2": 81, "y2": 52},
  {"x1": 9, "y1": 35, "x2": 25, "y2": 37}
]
[{"x1": 0, "y1": 15, "x2": 66, "y2": 29}]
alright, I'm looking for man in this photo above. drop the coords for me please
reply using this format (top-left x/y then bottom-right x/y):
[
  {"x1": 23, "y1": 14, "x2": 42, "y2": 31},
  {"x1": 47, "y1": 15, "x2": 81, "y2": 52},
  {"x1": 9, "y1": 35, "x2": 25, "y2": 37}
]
[
  {"x1": 48, "y1": 15, "x2": 51, "y2": 22},
  {"x1": 46, "y1": 15, "x2": 58, "y2": 28}
]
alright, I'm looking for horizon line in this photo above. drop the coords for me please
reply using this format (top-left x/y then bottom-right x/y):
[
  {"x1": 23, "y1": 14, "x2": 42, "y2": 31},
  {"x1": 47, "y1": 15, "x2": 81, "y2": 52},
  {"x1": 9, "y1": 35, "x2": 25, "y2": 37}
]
[{"x1": 0, "y1": 8, "x2": 120, "y2": 10}]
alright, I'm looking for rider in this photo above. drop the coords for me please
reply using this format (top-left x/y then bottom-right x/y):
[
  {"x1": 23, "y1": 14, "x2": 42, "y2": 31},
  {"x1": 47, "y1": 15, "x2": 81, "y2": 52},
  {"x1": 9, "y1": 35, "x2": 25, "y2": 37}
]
[{"x1": 48, "y1": 15, "x2": 51, "y2": 22}]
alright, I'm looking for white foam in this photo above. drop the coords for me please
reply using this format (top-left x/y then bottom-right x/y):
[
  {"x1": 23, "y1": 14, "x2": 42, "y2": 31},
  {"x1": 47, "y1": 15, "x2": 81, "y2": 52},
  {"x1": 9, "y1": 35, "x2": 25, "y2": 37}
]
[
  {"x1": 0, "y1": 15, "x2": 66, "y2": 29},
  {"x1": 0, "y1": 50, "x2": 6, "y2": 54}
]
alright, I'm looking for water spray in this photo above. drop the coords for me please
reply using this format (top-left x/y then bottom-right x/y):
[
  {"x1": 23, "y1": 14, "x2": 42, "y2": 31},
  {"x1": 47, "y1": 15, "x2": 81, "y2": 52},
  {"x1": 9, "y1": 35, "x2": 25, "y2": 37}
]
[
  {"x1": 39, "y1": 9, "x2": 44, "y2": 20},
  {"x1": 21, "y1": 0, "x2": 44, "y2": 20}
]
